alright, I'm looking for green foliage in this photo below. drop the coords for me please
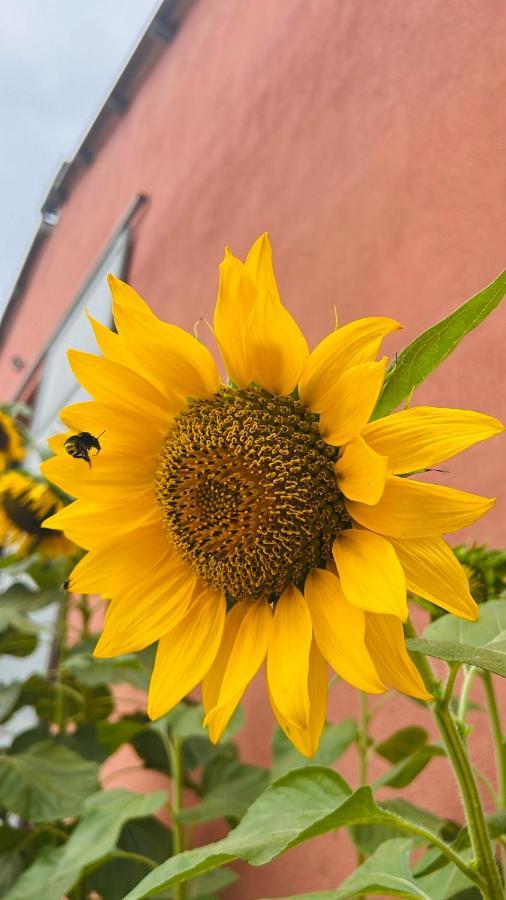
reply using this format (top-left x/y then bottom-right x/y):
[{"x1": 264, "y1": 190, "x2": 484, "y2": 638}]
[
  {"x1": 271, "y1": 719, "x2": 357, "y2": 778},
  {"x1": 372, "y1": 268, "x2": 506, "y2": 418},
  {"x1": 408, "y1": 600, "x2": 506, "y2": 676}
]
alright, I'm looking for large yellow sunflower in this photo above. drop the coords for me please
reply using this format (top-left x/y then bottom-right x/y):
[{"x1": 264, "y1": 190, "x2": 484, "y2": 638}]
[
  {"x1": 41, "y1": 234, "x2": 503, "y2": 756},
  {"x1": 0, "y1": 409, "x2": 25, "y2": 471},
  {"x1": 0, "y1": 471, "x2": 73, "y2": 559}
]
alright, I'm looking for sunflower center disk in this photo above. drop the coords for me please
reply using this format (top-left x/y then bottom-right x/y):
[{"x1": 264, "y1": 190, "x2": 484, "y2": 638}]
[{"x1": 155, "y1": 386, "x2": 349, "y2": 602}]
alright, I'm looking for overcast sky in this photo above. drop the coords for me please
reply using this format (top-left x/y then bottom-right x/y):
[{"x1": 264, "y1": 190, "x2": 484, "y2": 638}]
[{"x1": 0, "y1": 0, "x2": 160, "y2": 319}]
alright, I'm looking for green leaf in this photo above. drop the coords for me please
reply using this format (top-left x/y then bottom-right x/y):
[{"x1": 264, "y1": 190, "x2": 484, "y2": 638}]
[
  {"x1": 349, "y1": 798, "x2": 458, "y2": 857},
  {"x1": 373, "y1": 746, "x2": 445, "y2": 789},
  {"x1": 0, "y1": 682, "x2": 23, "y2": 723},
  {"x1": 0, "y1": 741, "x2": 100, "y2": 822},
  {"x1": 178, "y1": 759, "x2": 269, "y2": 824},
  {"x1": 372, "y1": 269, "x2": 506, "y2": 419},
  {"x1": 84, "y1": 815, "x2": 173, "y2": 900},
  {"x1": 407, "y1": 638, "x2": 506, "y2": 677},
  {"x1": 0, "y1": 626, "x2": 37, "y2": 657},
  {"x1": 375, "y1": 726, "x2": 429, "y2": 763},
  {"x1": 0, "y1": 585, "x2": 58, "y2": 631},
  {"x1": 415, "y1": 850, "x2": 477, "y2": 899},
  {"x1": 188, "y1": 867, "x2": 238, "y2": 898},
  {"x1": 333, "y1": 837, "x2": 432, "y2": 899},
  {"x1": 4, "y1": 789, "x2": 167, "y2": 900},
  {"x1": 272, "y1": 720, "x2": 357, "y2": 778},
  {"x1": 424, "y1": 600, "x2": 506, "y2": 644},
  {"x1": 96, "y1": 717, "x2": 148, "y2": 756},
  {"x1": 62, "y1": 652, "x2": 151, "y2": 691},
  {"x1": 122, "y1": 767, "x2": 443, "y2": 899},
  {"x1": 413, "y1": 809, "x2": 506, "y2": 878}
]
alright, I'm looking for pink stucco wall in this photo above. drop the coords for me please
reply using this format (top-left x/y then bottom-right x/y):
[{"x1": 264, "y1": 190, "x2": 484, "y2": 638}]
[{"x1": 1, "y1": 0, "x2": 505, "y2": 895}]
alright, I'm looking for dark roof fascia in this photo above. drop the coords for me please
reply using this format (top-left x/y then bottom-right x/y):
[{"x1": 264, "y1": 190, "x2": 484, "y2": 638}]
[{"x1": 0, "y1": 0, "x2": 195, "y2": 348}]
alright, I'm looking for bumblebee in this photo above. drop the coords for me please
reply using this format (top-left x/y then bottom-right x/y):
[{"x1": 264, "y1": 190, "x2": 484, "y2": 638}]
[{"x1": 64, "y1": 431, "x2": 104, "y2": 468}]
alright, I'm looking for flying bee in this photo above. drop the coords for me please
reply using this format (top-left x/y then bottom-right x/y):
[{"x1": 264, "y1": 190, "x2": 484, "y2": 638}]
[{"x1": 64, "y1": 431, "x2": 105, "y2": 468}]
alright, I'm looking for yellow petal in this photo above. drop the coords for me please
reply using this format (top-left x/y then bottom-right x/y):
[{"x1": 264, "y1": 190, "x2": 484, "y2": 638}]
[
  {"x1": 267, "y1": 585, "x2": 312, "y2": 729},
  {"x1": 245, "y1": 234, "x2": 308, "y2": 395},
  {"x1": 318, "y1": 359, "x2": 387, "y2": 446},
  {"x1": 202, "y1": 601, "x2": 250, "y2": 743},
  {"x1": 347, "y1": 475, "x2": 495, "y2": 538},
  {"x1": 364, "y1": 612, "x2": 432, "y2": 700},
  {"x1": 269, "y1": 640, "x2": 327, "y2": 758},
  {"x1": 67, "y1": 350, "x2": 176, "y2": 424},
  {"x1": 41, "y1": 449, "x2": 155, "y2": 502},
  {"x1": 95, "y1": 562, "x2": 198, "y2": 656},
  {"x1": 214, "y1": 249, "x2": 257, "y2": 387},
  {"x1": 109, "y1": 275, "x2": 220, "y2": 403},
  {"x1": 362, "y1": 406, "x2": 504, "y2": 474},
  {"x1": 332, "y1": 530, "x2": 407, "y2": 620},
  {"x1": 335, "y1": 436, "x2": 388, "y2": 504},
  {"x1": 64, "y1": 525, "x2": 174, "y2": 595},
  {"x1": 390, "y1": 536, "x2": 478, "y2": 621},
  {"x1": 85, "y1": 312, "x2": 130, "y2": 367},
  {"x1": 148, "y1": 587, "x2": 226, "y2": 719},
  {"x1": 299, "y1": 317, "x2": 401, "y2": 412},
  {"x1": 47, "y1": 432, "x2": 72, "y2": 454},
  {"x1": 60, "y1": 401, "x2": 164, "y2": 455},
  {"x1": 43, "y1": 494, "x2": 160, "y2": 550},
  {"x1": 304, "y1": 569, "x2": 385, "y2": 693},
  {"x1": 203, "y1": 600, "x2": 273, "y2": 727}
]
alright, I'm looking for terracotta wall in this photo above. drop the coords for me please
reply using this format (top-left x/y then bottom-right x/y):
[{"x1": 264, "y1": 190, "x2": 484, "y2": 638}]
[{"x1": 1, "y1": 0, "x2": 505, "y2": 895}]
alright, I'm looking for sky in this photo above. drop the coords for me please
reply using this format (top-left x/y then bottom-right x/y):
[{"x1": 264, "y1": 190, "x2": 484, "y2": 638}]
[{"x1": 0, "y1": 0, "x2": 161, "y2": 319}]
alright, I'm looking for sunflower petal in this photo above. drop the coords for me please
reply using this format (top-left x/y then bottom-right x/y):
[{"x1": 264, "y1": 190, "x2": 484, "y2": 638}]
[
  {"x1": 204, "y1": 600, "x2": 273, "y2": 725},
  {"x1": 148, "y1": 587, "x2": 226, "y2": 719},
  {"x1": 85, "y1": 312, "x2": 130, "y2": 367},
  {"x1": 245, "y1": 234, "x2": 308, "y2": 395},
  {"x1": 214, "y1": 249, "x2": 256, "y2": 387},
  {"x1": 318, "y1": 359, "x2": 387, "y2": 446},
  {"x1": 267, "y1": 585, "x2": 312, "y2": 729},
  {"x1": 202, "y1": 602, "x2": 250, "y2": 743},
  {"x1": 335, "y1": 436, "x2": 388, "y2": 504},
  {"x1": 332, "y1": 530, "x2": 407, "y2": 619},
  {"x1": 60, "y1": 401, "x2": 164, "y2": 455},
  {"x1": 390, "y1": 536, "x2": 478, "y2": 621},
  {"x1": 64, "y1": 525, "x2": 174, "y2": 595},
  {"x1": 269, "y1": 640, "x2": 327, "y2": 758},
  {"x1": 362, "y1": 406, "x2": 504, "y2": 474},
  {"x1": 347, "y1": 476, "x2": 495, "y2": 538},
  {"x1": 94, "y1": 561, "x2": 197, "y2": 656},
  {"x1": 304, "y1": 569, "x2": 385, "y2": 693},
  {"x1": 43, "y1": 494, "x2": 160, "y2": 549},
  {"x1": 364, "y1": 612, "x2": 432, "y2": 700},
  {"x1": 41, "y1": 449, "x2": 155, "y2": 502},
  {"x1": 67, "y1": 350, "x2": 175, "y2": 424},
  {"x1": 299, "y1": 317, "x2": 401, "y2": 412},
  {"x1": 109, "y1": 275, "x2": 220, "y2": 403}
]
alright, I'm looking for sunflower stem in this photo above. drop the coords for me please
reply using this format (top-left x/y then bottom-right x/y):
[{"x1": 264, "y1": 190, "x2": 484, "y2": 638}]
[
  {"x1": 482, "y1": 672, "x2": 506, "y2": 811},
  {"x1": 406, "y1": 616, "x2": 503, "y2": 899},
  {"x1": 158, "y1": 729, "x2": 186, "y2": 900},
  {"x1": 356, "y1": 692, "x2": 370, "y2": 872},
  {"x1": 458, "y1": 665, "x2": 478, "y2": 725}
]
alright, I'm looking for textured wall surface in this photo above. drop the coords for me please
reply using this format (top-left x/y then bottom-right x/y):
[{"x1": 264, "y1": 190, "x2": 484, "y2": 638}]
[{"x1": 1, "y1": 0, "x2": 505, "y2": 894}]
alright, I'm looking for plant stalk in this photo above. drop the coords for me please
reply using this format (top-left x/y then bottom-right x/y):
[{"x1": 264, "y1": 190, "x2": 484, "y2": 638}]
[
  {"x1": 405, "y1": 616, "x2": 503, "y2": 899},
  {"x1": 158, "y1": 729, "x2": 186, "y2": 900}
]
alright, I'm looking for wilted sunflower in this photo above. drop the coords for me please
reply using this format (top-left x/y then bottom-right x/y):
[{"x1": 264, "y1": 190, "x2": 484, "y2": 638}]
[
  {"x1": 0, "y1": 409, "x2": 25, "y2": 471},
  {"x1": 0, "y1": 471, "x2": 73, "y2": 559},
  {"x1": 41, "y1": 234, "x2": 503, "y2": 756}
]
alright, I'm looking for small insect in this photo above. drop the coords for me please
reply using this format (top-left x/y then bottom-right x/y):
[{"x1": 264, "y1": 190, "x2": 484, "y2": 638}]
[
  {"x1": 64, "y1": 431, "x2": 105, "y2": 468},
  {"x1": 61, "y1": 578, "x2": 70, "y2": 592}
]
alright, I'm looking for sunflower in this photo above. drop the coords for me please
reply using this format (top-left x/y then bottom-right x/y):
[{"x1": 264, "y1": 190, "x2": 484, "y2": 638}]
[
  {"x1": 0, "y1": 409, "x2": 25, "y2": 471},
  {"x1": 0, "y1": 470, "x2": 73, "y2": 559},
  {"x1": 41, "y1": 234, "x2": 503, "y2": 756}
]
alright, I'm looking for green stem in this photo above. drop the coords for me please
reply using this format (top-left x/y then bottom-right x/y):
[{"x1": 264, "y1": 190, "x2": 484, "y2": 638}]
[
  {"x1": 405, "y1": 617, "x2": 503, "y2": 899},
  {"x1": 482, "y1": 672, "x2": 506, "y2": 810},
  {"x1": 157, "y1": 729, "x2": 186, "y2": 900},
  {"x1": 388, "y1": 813, "x2": 487, "y2": 891},
  {"x1": 356, "y1": 692, "x2": 370, "y2": 876},
  {"x1": 458, "y1": 665, "x2": 477, "y2": 724}
]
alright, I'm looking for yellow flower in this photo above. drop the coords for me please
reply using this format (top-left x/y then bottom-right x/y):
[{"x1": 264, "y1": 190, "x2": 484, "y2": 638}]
[
  {"x1": 41, "y1": 234, "x2": 503, "y2": 757},
  {"x1": 0, "y1": 470, "x2": 73, "y2": 559},
  {"x1": 0, "y1": 410, "x2": 25, "y2": 471}
]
